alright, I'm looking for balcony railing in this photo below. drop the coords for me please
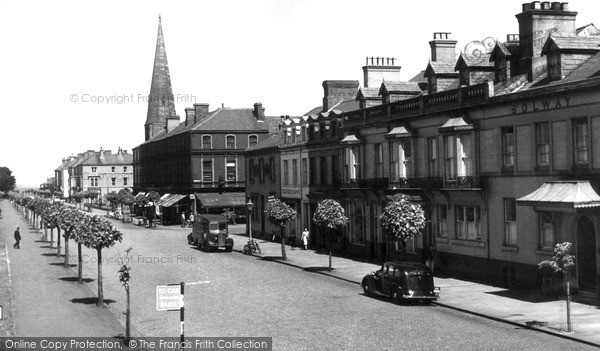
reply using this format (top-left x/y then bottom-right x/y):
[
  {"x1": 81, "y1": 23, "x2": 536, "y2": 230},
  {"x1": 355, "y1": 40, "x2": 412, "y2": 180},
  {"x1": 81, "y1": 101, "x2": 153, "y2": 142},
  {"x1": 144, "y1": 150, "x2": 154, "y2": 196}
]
[
  {"x1": 444, "y1": 176, "x2": 485, "y2": 189},
  {"x1": 348, "y1": 178, "x2": 389, "y2": 189},
  {"x1": 390, "y1": 177, "x2": 443, "y2": 190}
]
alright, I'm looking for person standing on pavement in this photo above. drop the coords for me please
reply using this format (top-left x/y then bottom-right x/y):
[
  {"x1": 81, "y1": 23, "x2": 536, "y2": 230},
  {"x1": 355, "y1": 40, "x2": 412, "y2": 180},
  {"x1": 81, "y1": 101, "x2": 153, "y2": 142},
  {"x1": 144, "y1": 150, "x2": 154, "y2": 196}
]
[
  {"x1": 301, "y1": 228, "x2": 309, "y2": 250},
  {"x1": 188, "y1": 213, "x2": 195, "y2": 228},
  {"x1": 13, "y1": 227, "x2": 21, "y2": 249},
  {"x1": 181, "y1": 212, "x2": 186, "y2": 228}
]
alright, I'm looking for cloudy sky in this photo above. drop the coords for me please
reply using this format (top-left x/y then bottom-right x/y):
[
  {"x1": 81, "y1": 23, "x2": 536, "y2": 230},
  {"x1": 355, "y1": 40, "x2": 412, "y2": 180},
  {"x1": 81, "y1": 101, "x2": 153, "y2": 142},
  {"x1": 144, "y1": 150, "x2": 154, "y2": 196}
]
[{"x1": 1, "y1": 0, "x2": 599, "y2": 187}]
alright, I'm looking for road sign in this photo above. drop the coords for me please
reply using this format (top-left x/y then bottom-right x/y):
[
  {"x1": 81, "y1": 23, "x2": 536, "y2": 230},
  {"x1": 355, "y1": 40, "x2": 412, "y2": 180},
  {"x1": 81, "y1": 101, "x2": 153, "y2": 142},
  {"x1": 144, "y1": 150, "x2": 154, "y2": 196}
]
[{"x1": 156, "y1": 285, "x2": 182, "y2": 311}]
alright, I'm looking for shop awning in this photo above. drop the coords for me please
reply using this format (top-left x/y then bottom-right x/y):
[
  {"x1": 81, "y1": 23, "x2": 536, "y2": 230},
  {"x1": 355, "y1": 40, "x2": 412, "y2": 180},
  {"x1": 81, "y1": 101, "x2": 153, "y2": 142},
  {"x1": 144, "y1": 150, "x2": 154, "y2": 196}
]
[
  {"x1": 134, "y1": 192, "x2": 146, "y2": 201},
  {"x1": 340, "y1": 134, "x2": 360, "y2": 145},
  {"x1": 385, "y1": 125, "x2": 413, "y2": 139},
  {"x1": 196, "y1": 192, "x2": 246, "y2": 208},
  {"x1": 516, "y1": 181, "x2": 600, "y2": 209},
  {"x1": 156, "y1": 193, "x2": 172, "y2": 206},
  {"x1": 439, "y1": 115, "x2": 474, "y2": 133},
  {"x1": 160, "y1": 194, "x2": 186, "y2": 207}
]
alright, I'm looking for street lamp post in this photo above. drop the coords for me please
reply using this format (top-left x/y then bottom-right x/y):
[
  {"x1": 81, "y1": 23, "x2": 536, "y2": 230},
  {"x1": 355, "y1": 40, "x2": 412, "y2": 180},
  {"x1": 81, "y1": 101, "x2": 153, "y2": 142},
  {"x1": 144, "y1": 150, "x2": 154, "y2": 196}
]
[{"x1": 246, "y1": 199, "x2": 254, "y2": 241}]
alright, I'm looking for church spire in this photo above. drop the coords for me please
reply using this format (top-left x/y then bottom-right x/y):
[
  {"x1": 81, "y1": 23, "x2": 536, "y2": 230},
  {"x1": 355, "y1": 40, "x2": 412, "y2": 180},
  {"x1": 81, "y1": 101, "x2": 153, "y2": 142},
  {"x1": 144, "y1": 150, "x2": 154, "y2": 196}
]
[{"x1": 145, "y1": 15, "x2": 177, "y2": 141}]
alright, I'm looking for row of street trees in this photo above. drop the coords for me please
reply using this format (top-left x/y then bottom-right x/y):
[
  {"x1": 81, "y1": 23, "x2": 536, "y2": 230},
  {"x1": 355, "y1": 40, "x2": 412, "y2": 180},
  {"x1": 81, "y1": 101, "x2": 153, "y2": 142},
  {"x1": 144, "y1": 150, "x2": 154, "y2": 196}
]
[
  {"x1": 11, "y1": 194, "x2": 123, "y2": 306},
  {"x1": 265, "y1": 194, "x2": 426, "y2": 270}
]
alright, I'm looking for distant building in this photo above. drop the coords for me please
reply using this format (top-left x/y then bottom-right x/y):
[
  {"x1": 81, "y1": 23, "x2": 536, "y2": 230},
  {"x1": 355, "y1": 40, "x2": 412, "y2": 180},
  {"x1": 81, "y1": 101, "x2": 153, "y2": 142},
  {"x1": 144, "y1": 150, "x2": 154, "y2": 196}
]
[{"x1": 133, "y1": 17, "x2": 279, "y2": 218}]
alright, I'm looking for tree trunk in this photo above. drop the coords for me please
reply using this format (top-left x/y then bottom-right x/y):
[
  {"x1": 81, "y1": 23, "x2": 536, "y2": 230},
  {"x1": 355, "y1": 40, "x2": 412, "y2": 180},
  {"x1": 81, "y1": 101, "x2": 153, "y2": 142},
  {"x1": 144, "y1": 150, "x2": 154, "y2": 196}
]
[
  {"x1": 97, "y1": 248, "x2": 104, "y2": 306},
  {"x1": 50, "y1": 228, "x2": 54, "y2": 247},
  {"x1": 57, "y1": 228, "x2": 62, "y2": 256},
  {"x1": 78, "y1": 243, "x2": 83, "y2": 284},
  {"x1": 328, "y1": 236, "x2": 332, "y2": 271},
  {"x1": 125, "y1": 285, "x2": 131, "y2": 342},
  {"x1": 63, "y1": 231, "x2": 70, "y2": 267},
  {"x1": 280, "y1": 227, "x2": 287, "y2": 261}
]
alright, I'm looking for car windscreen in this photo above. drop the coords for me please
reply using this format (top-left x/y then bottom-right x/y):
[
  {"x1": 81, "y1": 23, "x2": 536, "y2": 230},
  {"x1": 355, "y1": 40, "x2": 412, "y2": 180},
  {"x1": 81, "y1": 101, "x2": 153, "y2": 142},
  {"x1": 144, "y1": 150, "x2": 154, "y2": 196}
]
[{"x1": 209, "y1": 222, "x2": 227, "y2": 234}]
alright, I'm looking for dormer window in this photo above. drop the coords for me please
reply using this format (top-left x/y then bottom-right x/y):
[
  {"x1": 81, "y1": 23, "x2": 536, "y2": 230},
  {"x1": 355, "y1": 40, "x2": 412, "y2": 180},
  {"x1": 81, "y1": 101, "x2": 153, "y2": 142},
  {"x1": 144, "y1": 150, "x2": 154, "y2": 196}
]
[
  {"x1": 495, "y1": 58, "x2": 507, "y2": 83},
  {"x1": 548, "y1": 52, "x2": 561, "y2": 81},
  {"x1": 428, "y1": 74, "x2": 437, "y2": 94},
  {"x1": 459, "y1": 69, "x2": 469, "y2": 86}
]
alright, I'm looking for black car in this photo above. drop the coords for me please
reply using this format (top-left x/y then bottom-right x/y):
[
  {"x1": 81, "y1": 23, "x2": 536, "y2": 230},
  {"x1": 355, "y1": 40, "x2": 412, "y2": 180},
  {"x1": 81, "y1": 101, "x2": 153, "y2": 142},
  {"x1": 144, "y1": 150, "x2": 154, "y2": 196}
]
[{"x1": 361, "y1": 261, "x2": 440, "y2": 302}]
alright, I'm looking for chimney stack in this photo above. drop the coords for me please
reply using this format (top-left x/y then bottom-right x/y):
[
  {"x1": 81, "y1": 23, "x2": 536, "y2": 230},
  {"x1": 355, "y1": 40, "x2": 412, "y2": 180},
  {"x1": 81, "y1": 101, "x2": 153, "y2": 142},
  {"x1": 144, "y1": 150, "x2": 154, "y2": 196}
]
[
  {"x1": 193, "y1": 103, "x2": 210, "y2": 123},
  {"x1": 165, "y1": 114, "x2": 180, "y2": 133},
  {"x1": 429, "y1": 32, "x2": 457, "y2": 62},
  {"x1": 322, "y1": 80, "x2": 359, "y2": 112},
  {"x1": 362, "y1": 57, "x2": 401, "y2": 88},
  {"x1": 185, "y1": 108, "x2": 195, "y2": 126},
  {"x1": 516, "y1": 1, "x2": 577, "y2": 80},
  {"x1": 253, "y1": 102, "x2": 265, "y2": 121}
]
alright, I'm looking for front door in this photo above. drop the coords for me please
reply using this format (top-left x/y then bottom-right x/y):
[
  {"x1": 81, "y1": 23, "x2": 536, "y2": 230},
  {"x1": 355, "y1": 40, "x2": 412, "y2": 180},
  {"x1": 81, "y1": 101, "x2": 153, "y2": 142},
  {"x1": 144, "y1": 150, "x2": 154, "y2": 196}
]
[{"x1": 577, "y1": 216, "x2": 597, "y2": 293}]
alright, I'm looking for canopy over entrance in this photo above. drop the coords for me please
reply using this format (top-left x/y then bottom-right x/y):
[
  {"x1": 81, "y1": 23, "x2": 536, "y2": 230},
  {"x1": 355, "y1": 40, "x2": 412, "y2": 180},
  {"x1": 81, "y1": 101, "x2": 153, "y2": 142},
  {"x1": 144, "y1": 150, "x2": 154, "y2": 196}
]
[
  {"x1": 516, "y1": 181, "x2": 600, "y2": 210},
  {"x1": 195, "y1": 192, "x2": 246, "y2": 208},
  {"x1": 160, "y1": 194, "x2": 186, "y2": 207}
]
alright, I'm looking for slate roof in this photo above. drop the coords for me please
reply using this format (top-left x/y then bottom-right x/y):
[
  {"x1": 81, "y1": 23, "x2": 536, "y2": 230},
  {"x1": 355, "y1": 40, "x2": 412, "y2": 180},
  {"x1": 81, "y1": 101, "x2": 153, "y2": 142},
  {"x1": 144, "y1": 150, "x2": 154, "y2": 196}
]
[
  {"x1": 246, "y1": 131, "x2": 284, "y2": 152},
  {"x1": 81, "y1": 153, "x2": 133, "y2": 166},
  {"x1": 408, "y1": 70, "x2": 427, "y2": 83},
  {"x1": 379, "y1": 81, "x2": 422, "y2": 94},
  {"x1": 541, "y1": 35, "x2": 600, "y2": 54},
  {"x1": 547, "y1": 51, "x2": 600, "y2": 85},
  {"x1": 424, "y1": 61, "x2": 459, "y2": 76},
  {"x1": 303, "y1": 105, "x2": 323, "y2": 116},
  {"x1": 328, "y1": 99, "x2": 360, "y2": 114},
  {"x1": 456, "y1": 53, "x2": 495, "y2": 69},
  {"x1": 357, "y1": 87, "x2": 380, "y2": 100}
]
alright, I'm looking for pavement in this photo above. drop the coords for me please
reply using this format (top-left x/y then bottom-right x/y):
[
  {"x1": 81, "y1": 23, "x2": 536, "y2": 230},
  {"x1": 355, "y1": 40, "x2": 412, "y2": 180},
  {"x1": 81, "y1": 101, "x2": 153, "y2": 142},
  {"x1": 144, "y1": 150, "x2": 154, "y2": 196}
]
[
  {"x1": 227, "y1": 230, "x2": 600, "y2": 349},
  {"x1": 2, "y1": 200, "x2": 600, "y2": 348}
]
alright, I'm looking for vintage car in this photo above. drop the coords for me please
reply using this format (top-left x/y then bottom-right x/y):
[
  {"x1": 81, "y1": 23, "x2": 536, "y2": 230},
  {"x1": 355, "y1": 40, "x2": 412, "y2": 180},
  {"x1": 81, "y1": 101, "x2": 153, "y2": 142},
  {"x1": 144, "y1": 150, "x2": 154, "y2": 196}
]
[
  {"x1": 187, "y1": 214, "x2": 233, "y2": 252},
  {"x1": 361, "y1": 261, "x2": 440, "y2": 302}
]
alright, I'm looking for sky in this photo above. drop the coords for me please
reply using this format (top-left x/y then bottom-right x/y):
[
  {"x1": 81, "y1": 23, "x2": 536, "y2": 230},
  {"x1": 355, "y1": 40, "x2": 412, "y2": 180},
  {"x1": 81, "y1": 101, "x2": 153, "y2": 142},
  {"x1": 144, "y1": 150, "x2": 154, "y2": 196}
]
[{"x1": 1, "y1": 0, "x2": 599, "y2": 187}]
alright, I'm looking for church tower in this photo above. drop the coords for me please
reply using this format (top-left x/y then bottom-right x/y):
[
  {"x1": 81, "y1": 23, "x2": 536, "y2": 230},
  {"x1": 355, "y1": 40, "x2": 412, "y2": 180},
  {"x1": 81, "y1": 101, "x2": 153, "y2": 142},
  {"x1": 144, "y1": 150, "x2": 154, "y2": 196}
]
[{"x1": 145, "y1": 16, "x2": 177, "y2": 141}]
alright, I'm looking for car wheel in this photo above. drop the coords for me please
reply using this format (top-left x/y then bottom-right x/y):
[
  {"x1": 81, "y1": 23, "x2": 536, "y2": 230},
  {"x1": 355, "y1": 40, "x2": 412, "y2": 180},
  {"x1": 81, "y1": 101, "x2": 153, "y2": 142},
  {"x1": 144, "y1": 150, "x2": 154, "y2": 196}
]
[
  {"x1": 390, "y1": 288, "x2": 402, "y2": 302},
  {"x1": 363, "y1": 280, "x2": 374, "y2": 296}
]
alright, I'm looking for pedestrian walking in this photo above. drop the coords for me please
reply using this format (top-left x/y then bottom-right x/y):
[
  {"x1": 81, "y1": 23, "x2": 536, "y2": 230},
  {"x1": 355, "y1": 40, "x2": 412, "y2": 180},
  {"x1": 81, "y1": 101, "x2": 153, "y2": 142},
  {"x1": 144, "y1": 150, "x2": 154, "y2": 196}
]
[
  {"x1": 188, "y1": 213, "x2": 195, "y2": 228},
  {"x1": 425, "y1": 245, "x2": 435, "y2": 274},
  {"x1": 181, "y1": 212, "x2": 186, "y2": 228},
  {"x1": 301, "y1": 228, "x2": 309, "y2": 250},
  {"x1": 13, "y1": 227, "x2": 21, "y2": 249}
]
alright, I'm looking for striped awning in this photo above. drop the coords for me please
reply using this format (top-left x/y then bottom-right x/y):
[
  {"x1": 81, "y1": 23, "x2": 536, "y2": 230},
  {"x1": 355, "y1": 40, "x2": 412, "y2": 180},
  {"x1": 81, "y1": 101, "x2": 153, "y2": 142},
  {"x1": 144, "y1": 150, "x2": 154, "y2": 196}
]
[
  {"x1": 517, "y1": 181, "x2": 600, "y2": 210},
  {"x1": 160, "y1": 194, "x2": 186, "y2": 207}
]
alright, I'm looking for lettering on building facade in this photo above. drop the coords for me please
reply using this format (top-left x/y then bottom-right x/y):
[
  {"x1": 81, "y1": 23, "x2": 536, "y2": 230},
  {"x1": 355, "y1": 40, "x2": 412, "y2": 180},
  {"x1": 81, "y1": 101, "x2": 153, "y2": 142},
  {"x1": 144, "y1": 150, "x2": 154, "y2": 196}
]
[{"x1": 511, "y1": 96, "x2": 571, "y2": 115}]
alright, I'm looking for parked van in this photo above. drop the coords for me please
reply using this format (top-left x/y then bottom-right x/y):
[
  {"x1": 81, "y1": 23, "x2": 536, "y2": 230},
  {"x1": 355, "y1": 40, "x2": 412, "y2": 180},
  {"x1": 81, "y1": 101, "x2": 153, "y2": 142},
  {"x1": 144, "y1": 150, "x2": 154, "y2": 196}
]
[{"x1": 187, "y1": 214, "x2": 233, "y2": 252}]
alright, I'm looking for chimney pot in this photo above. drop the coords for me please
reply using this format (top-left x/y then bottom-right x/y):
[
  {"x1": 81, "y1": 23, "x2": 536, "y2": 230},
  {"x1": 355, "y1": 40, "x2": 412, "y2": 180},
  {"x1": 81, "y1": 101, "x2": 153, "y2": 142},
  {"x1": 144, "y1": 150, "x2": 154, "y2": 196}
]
[
  {"x1": 551, "y1": 1, "x2": 561, "y2": 10},
  {"x1": 541, "y1": 1, "x2": 550, "y2": 9},
  {"x1": 532, "y1": 1, "x2": 541, "y2": 9},
  {"x1": 522, "y1": 3, "x2": 531, "y2": 11},
  {"x1": 560, "y1": 2, "x2": 568, "y2": 11}
]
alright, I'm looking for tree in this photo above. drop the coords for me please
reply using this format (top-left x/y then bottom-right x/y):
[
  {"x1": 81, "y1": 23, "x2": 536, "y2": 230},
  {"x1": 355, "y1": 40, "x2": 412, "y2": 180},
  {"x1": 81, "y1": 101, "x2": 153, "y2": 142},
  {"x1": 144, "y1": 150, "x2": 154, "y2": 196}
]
[
  {"x1": 379, "y1": 194, "x2": 426, "y2": 259},
  {"x1": 118, "y1": 247, "x2": 134, "y2": 343},
  {"x1": 313, "y1": 199, "x2": 349, "y2": 271},
  {"x1": 79, "y1": 215, "x2": 123, "y2": 306},
  {"x1": 59, "y1": 206, "x2": 85, "y2": 268},
  {"x1": 539, "y1": 242, "x2": 575, "y2": 332},
  {"x1": 118, "y1": 189, "x2": 135, "y2": 222},
  {"x1": 265, "y1": 198, "x2": 296, "y2": 261},
  {"x1": 0, "y1": 167, "x2": 16, "y2": 192},
  {"x1": 106, "y1": 191, "x2": 119, "y2": 212}
]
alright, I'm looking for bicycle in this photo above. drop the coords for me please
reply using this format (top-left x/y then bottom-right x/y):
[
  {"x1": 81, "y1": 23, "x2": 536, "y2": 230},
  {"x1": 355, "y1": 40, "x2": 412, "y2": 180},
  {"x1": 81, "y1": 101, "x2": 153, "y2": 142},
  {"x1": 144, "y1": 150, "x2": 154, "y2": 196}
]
[{"x1": 243, "y1": 239, "x2": 261, "y2": 255}]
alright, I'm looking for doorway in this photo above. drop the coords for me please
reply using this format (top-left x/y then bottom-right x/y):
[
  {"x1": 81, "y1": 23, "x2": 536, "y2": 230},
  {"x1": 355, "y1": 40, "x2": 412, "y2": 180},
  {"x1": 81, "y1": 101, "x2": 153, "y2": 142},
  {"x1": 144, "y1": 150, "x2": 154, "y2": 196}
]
[{"x1": 576, "y1": 216, "x2": 597, "y2": 294}]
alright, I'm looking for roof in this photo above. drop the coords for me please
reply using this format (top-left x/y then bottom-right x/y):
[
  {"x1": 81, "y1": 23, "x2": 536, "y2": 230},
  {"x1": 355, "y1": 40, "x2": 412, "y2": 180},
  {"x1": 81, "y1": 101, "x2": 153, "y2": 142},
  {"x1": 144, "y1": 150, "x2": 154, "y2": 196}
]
[
  {"x1": 424, "y1": 61, "x2": 459, "y2": 77},
  {"x1": 81, "y1": 152, "x2": 133, "y2": 166},
  {"x1": 516, "y1": 181, "x2": 600, "y2": 209},
  {"x1": 340, "y1": 134, "x2": 360, "y2": 145},
  {"x1": 246, "y1": 131, "x2": 284, "y2": 152},
  {"x1": 455, "y1": 53, "x2": 494, "y2": 70},
  {"x1": 547, "y1": 51, "x2": 600, "y2": 85},
  {"x1": 160, "y1": 194, "x2": 186, "y2": 207},
  {"x1": 408, "y1": 70, "x2": 427, "y2": 83},
  {"x1": 385, "y1": 125, "x2": 413, "y2": 139},
  {"x1": 379, "y1": 81, "x2": 422, "y2": 95},
  {"x1": 328, "y1": 99, "x2": 360, "y2": 114},
  {"x1": 576, "y1": 23, "x2": 600, "y2": 37},
  {"x1": 541, "y1": 35, "x2": 600, "y2": 54},
  {"x1": 356, "y1": 87, "x2": 380, "y2": 100},
  {"x1": 303, "y1": 105, "x2": 323, "y2": 116}
]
